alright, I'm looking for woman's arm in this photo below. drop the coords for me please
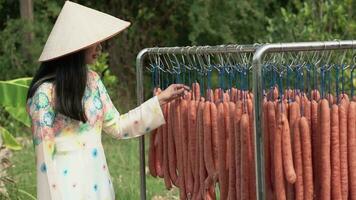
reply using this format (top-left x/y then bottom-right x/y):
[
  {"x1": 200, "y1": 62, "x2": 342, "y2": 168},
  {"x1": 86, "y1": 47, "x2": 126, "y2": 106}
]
[
  {"x1": 27, "y1": 83, "x2": 62, "y2": 200},
  {"x1": 94, "y1": 72, "x2": 166, "y2": 139}
]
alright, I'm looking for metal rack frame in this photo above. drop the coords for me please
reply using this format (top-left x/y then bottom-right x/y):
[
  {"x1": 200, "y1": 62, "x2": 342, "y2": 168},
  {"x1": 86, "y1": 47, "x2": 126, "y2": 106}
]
[
  {"x1": 135, "y1": 40, "x2": 356, "y2": 200},
  {"x1": 252, "y1": 40, "x2": 356, "y2": 200},
  {"x1": 136, "y1": 44, "x2": 260, "y2": 200}
]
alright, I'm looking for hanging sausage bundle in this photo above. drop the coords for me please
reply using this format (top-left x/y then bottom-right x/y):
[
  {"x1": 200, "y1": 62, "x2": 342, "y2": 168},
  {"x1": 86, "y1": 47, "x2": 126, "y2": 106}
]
[{"x1": 148, "y1": 61, "x2": 356, "y2": 200}]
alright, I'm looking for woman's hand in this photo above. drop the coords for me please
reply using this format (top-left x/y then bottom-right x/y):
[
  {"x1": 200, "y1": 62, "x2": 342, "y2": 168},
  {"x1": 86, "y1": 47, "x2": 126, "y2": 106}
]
[{"x1": 157, "y1": 84, "x2": 190, "y2": 106}]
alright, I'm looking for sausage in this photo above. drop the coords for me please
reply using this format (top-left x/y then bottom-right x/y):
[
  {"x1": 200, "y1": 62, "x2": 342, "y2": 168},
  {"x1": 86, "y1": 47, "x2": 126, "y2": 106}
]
[
  {"x1": 181, "y1": 99, "x2": 193, "y2": 197},
  {"x1": 339, "y1": 98, "x2": 349, "y2": 200},
  {"x1": 235, "y1": 101, "x2": 243, "y2": 200},
  {"x1": 274, "y1": 111, "x2": 286, "y2": 200},
  {"x1": 295, "y1": 94, "x2": 301, "y2": 106},
  {"x1": 174, "y1": 99, "x2": 186, "y2": 199},
  {"x1": 263, "y1": 100, "x2": 273, "y2": 200},
  {"x1": 148, "y1": 127, "x2": 157, "y2": 177},
  {"x1": 214, "y1": 88, "x2": 220, "y2": 103},
  {"x1": 188, "y1": 100, "x2": 197, "y2": 177},
  {"x1": 311, "y1": 100, "x2": 319, "y2": 192},
  {"x1": 204, "y1": 102, "x2": 215, "y2": 179},
  {"x1": 312, "y1": 89, "x2": 320, "y2": 101},
  {"x1": 227, "y1": 102, "x2": 236, "y2": 169},
  {"x1": 330, "y1": 105, "x2": 342, "y2": 200},
  {"x1": 267, "y1": 101, "x2": 277, "y2": 191},
  {"x1": 218, "y1": 102, "x2": 228, "y2": 200},
  {"x1": 155, "y1": 124, "x2": 164, "y2": 178},
  {"x1": 199, "y1": 101, "x2": 208, "y2": 199},
  {"x1": 300, "y1": 117, "x2": 314, "y2": 200},
  {"x1": 304, "y1": 98, "x2": 311, "y2": 129},
  {"x1": 232, "y1": 87, "x2": 237, "y2": 102},
  {"x1": 282, "y1": 112, "x2": 297, "y2": 184},
  {"x1": 320, "y1": 99, "x2": 331, "y2": 200},
  {"x1": 210, "y1": 103, "x2": 219, "y2": 174},
  {"x1": 163, "y1": 103, "x2": 172, "y2": 189},
  {"x1": 289, "y1": 102, "x2": 301, "y2": 154},
  {"x1": 273, "y1": 86, "x2": 279, "y2": 101},
  {"x1": 195, "y1": 82, "x2": 201, "y2": 101},
  {"x1": 293, "y1": 117, "x2": 304, "y2": 200},
  {"x1": 168, "y1": 101, "x2": 178, "y2": 186},
  {"x1": 240, "y1": 113, "x2": 250, "y2": 200},
  {"x1": 154, "y1": 87, "x2": 164, "y2": 178},
  {"x1": 247, "y1": 97, "x2": 256, "y2": 200},
  {"x1": 227, "y1": 101, "x2": 237, "y2": 199},
  {"x1": 348, "y1": 102, "x2": 356, "y2": 199},
  {"x1": 224, "y1": 91, "x2": 230, "y2": 102},
  {"x1": 224, "y1": 102, "x2": 232, "y2": 171},
  {"x1": 327, "y1": 93, "x2": 334, "y2": 105},
  {"x1": 192, "y1": 100, "x2": 205, "y2": 200}
]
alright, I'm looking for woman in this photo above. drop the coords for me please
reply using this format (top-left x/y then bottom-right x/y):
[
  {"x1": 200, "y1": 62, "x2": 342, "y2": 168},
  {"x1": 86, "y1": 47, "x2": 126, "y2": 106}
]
[{"x1": 25, "y1": 1, "x2": 188, "y2": 199}]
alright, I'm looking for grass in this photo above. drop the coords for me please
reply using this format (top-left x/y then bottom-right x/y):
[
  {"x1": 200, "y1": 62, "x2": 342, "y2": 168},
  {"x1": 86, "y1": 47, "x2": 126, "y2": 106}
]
[{"x1": 3, "y1": 133, "x2": 178, "y2": 200}]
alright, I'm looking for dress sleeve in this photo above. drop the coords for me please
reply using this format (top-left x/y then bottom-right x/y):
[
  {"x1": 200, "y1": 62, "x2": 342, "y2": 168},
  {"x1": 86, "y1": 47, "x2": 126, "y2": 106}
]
[
  {"x1": 95, "y1": 73, "x2": 166, "y2": 139},
  {"x1": 27, "y1": 83, "x2": 62, "y2": 200}
]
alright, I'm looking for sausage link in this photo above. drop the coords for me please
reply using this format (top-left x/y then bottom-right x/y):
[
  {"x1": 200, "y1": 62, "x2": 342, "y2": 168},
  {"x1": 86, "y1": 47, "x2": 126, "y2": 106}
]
[
  {"x1": 339, "y1": 99, "x2": 349, "y2": 200},
  {"x1": 330, "y1": 105, "x2": 342, "y2": 200},
  {"x1": 293, "y1": 117, "x2": 303, "y2": 200},
  {"x1": 263, "y1": 100, "x2": 273, "y2": 200},
  {"x1": 235, "y1": 101, "x2": 243, "y2": 200},
  {"x1": 168, "y1": 101, "x2": 178, "y2": 186},
  {"x1": 163, "y1": 103, "x2": 172, "y2": 189},
  {"x1": 300, "y1": 117, "x2": 314, "y2": 200},
  {"x1": 240, "y1": 113, "x2": 250, "y2": 200},
  {"x1": 274, "y1": 111, "x2": 286, "y2": 200},
  {"x1": 218, "y1": 102, "x2": 228, "y2": 200},
  {"x1": 348, "y1": 102, "x2": 356, "y2": 199},
  {"x1": 320, "y1": 99, "x2": 331, "y2": 200}
]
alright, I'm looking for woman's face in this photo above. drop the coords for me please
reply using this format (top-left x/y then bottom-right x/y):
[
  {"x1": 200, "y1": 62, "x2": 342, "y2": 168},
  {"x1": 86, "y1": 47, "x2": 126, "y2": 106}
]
[{"x1": 84, "y1": 42, "x2": 102, "y2": 65}]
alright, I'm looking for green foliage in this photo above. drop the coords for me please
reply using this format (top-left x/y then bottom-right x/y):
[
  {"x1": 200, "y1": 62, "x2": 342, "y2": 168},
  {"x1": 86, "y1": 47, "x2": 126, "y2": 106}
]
[
  {"x1": 88, "y1": 52, "x2": 120, "y2": 105},
  {"x1": 0, "y1": 0, "x2": 61, "y2": 80},
  {"x1": 0, "y1": 126, "x2": 22, "y2": 150},
  {"x1": 266, "y1": 0, "x2": 356, "y2": 42},
  {"x1": 0, "y1": 77, "x2": 32, "y2": 151}
]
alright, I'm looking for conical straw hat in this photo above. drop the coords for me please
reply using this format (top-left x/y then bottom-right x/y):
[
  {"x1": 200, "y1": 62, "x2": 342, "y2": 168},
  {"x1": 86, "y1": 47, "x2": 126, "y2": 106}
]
[{"x1": 38, "y1": 1, "x2": 131, "y2": 62}]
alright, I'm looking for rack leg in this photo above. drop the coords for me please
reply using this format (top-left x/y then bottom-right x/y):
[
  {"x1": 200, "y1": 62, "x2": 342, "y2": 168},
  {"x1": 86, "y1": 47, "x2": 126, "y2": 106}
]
[{"x1": 139, "y1": 136, "x2": 146, "y2": 200}]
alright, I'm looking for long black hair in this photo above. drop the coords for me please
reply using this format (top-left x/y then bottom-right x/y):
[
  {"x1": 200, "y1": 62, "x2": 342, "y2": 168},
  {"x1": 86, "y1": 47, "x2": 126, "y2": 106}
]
[{"x1": 26, "y1": 50, "x2": 88, "y2": 123}]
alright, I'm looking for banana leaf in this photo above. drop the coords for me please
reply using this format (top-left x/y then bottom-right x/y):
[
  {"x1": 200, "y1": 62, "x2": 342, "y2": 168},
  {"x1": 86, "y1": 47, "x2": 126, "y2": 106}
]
[
  {"x1": 0, "y1": 126, "x2": 22, "y2": 150},
  {"x1": 0, "y1": 80, "x2": 29, "y2": 108},
  {"x1": 7, "y1": 77, "x2": 33, "y2": 86},
  {"x1": 4, "y1": 106, "x2": 31, "y2": 127}
]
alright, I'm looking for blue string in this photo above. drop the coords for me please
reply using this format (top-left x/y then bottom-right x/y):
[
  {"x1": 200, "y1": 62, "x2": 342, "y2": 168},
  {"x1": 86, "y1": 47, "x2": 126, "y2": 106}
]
[
  {"x1": 351, "y1": 66, "x2": 355, "y2": 98},
  {"x1": 188, "y1": 69, "x2": 191, "y2": 87},
  {"x1": 222, "y1": 67, "x2": 225, "y2": 90},
  {"x1": 327, "y1": 66, "x2": 331, "y2": 95},
  {"x1": 235, "y1": 68, "x2": 239, "y2": 89},
  {"x1": 306, "y1": 64, "x2": 311, "y2": 95},
  {"x1": 208, "y1": 70, "x2": 211, "y2": 89},
  {"x1": 286, "y1": 66, "x2": 290, "y2": 89},
  {"x1": 312, "y1": 64, "x2": 317, "y2": 91},
  {"x1": 335, "y1": 64, "x2": 339, "y2": 103},
  {"x1": 321, "y1": 66, "x2": 325, "y2": 99},
  {"x1": 201, "y1": 71, "x2": 204, "y2": 98},
  {"x1": 341, "y1": 64, "x2": 345, "y2": 94},
  {"x1": 151, "y1": 67, "x2": 155, "y2": 89},
  {"x1": 278, "y1": 73, "x2": 283, "y2": 100}
]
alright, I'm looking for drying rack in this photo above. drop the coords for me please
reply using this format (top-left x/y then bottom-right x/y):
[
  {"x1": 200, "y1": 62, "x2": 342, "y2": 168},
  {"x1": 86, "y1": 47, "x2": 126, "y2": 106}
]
[
  {"x1": 136, "y1": 44, "x2": 261, "y2": 200},
  {"x1": 251, "y1": 40, "x2": 356, "y2": 200},
  {"x1": 135, "y1": 41, "x2": 356, "y2": 200}
]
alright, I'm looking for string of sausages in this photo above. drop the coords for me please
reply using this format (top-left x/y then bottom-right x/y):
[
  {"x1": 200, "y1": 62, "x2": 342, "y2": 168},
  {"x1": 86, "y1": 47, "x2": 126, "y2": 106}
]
[
  {"x1": 263, "y1": 88, "x2": 356, "y2": 200},
  {"x1": 149, "y1": 81, "x2": 356, "y2": 200},
  {"x1": 149, "y1": 83, "x2": 257, "y2": 200}
]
